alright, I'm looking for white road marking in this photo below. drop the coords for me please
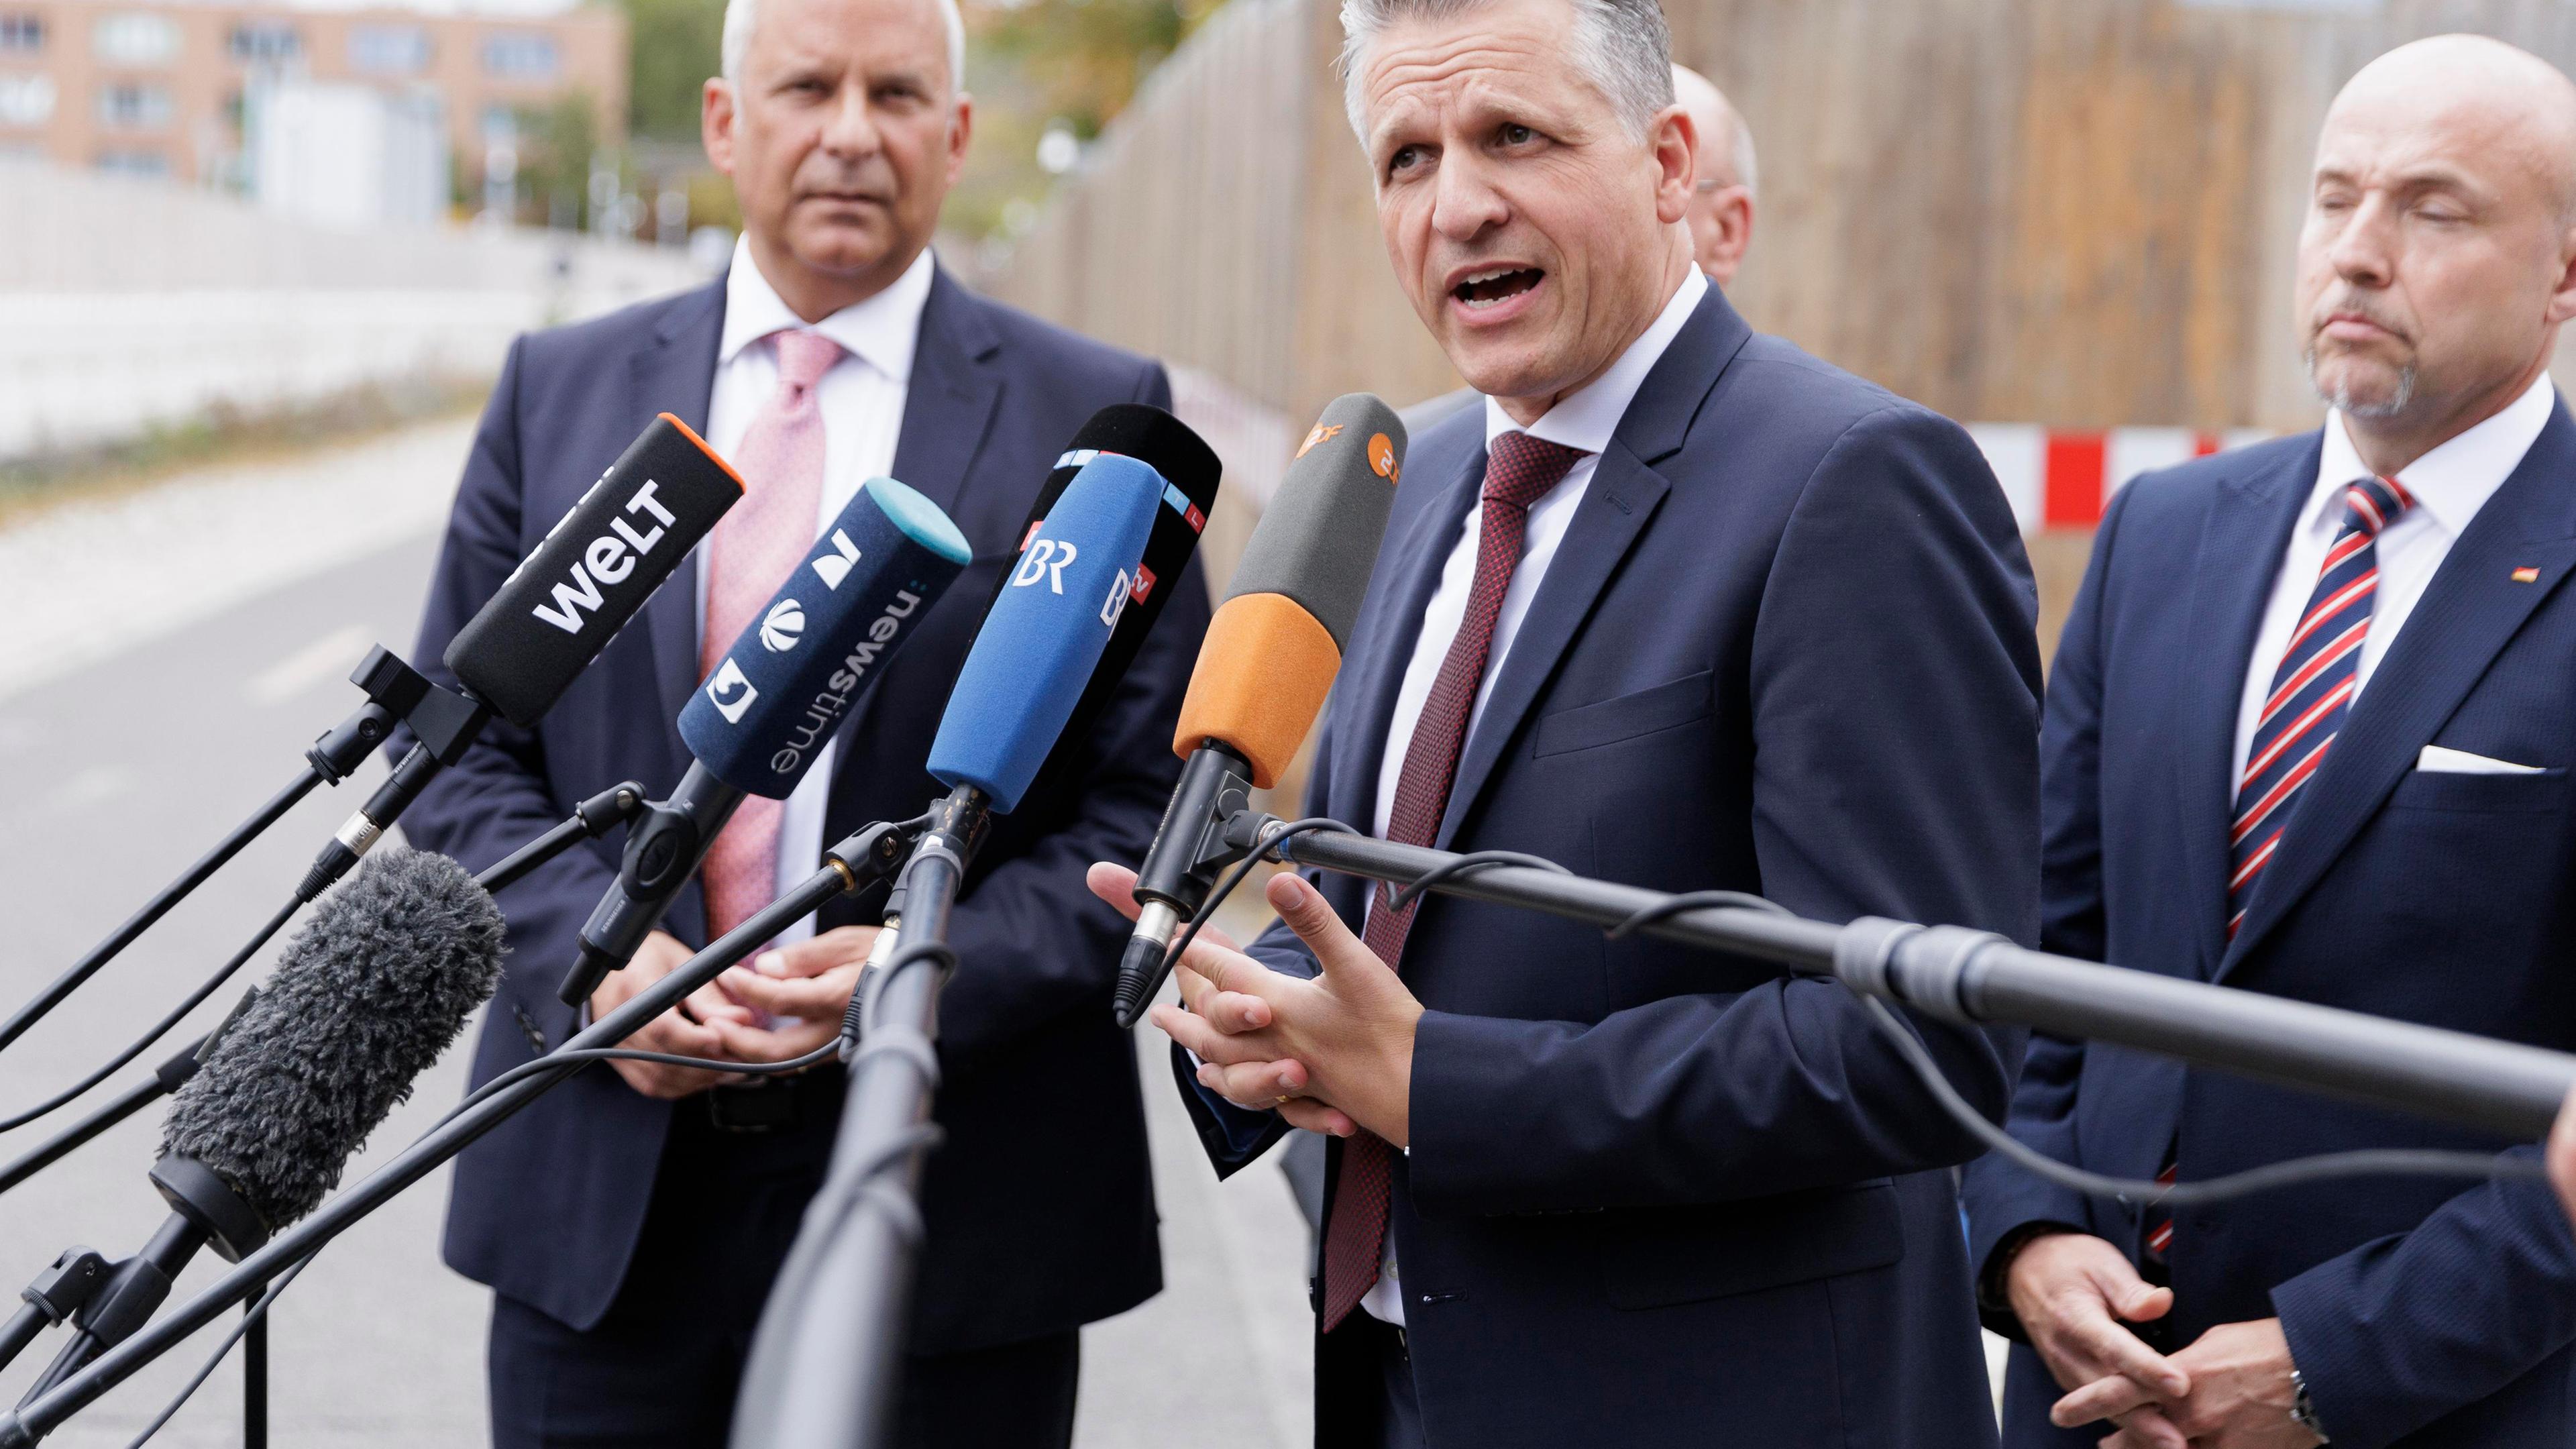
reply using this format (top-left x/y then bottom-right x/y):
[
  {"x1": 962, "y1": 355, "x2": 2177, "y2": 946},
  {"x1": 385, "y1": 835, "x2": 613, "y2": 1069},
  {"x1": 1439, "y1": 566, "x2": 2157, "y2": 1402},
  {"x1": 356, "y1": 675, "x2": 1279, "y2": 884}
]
[{"x1": 244, "y1": 623, "x2": 375, "y2": 708}]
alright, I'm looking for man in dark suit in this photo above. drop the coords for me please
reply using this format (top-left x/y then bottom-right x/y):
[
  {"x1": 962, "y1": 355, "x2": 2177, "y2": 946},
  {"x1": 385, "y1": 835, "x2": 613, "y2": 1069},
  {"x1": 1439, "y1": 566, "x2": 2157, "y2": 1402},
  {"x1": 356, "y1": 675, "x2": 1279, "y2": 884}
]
[
  {"x1": 1963, "y1": 35, "x2": 2576, "y2": 1449},
  {"x1": 402, "y1": 0, "x2": 1203, "y2": 1440},
  {"x1": 1087, "y1": 0, "x2": 2038, "y2": 1441}
]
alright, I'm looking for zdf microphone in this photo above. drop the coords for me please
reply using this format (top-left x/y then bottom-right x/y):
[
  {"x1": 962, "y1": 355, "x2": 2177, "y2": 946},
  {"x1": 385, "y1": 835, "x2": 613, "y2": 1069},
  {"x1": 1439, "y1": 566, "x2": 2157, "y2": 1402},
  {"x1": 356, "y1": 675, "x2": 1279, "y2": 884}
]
[
  {"x1": 1112, "y1": 394, "x2": 1403, "y2": 1027},
  {"x1": 19, "y1": 851, "x2": 503, "y2": 1392},
  {"x1": 926, "y1": 453, "x2": 1167, "y2": 816},
  {"x1": 557, "y1": 478, "x2": 971, "y2": 1006}
]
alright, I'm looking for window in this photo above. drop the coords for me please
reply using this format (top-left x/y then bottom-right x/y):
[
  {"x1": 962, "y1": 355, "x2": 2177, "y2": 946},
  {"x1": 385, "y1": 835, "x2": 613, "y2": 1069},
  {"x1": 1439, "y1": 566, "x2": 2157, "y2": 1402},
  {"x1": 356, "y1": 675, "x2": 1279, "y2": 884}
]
[
  {"x1": 347, "y1": 24, "x2": 429, "y2": 75},
  {"x1": 0, "y1": 14, "x2": 42, "y2": 54},
  {"x1": 95, "y1": 148, "x2": 168, "y2": 177},
  {"x1": 96, "y1": 80, "x2": 171, "y2": 129},
  {"x1": 227, "y1": 22, "x2": 301, "y2": 64},
  {"x1": 480, "y1": 32, "x2": 557, "y2": 79},
  {"x1": 92, "y1": 13, "x2": 180, "y2": 67},
  {"x1": 0, "y1": 71, "x2": 52, "y2": 126}
]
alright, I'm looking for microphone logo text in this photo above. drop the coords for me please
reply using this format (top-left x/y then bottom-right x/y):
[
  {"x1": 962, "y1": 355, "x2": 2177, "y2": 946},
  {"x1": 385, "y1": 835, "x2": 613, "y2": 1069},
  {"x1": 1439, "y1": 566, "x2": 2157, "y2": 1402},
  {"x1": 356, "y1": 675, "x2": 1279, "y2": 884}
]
[
  {"x1": 529, "y1": 479, "x2": 679, "y2": 636},
  {"x1": 761, "y1": 599, "x2": 806, "y2": 653},
  {"x1": 706, "y1": 657, "x2": 758, "y2": 724},
  {"x1": 1012, "y1": 538, "x2": 1080, "y2": 594}
]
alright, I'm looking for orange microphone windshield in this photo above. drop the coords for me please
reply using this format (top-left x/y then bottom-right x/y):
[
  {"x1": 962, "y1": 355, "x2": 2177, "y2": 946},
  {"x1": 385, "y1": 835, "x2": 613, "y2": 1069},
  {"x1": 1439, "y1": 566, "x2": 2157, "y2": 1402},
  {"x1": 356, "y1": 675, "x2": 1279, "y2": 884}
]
[{"x1": 1171, "y1": 394, "x2": 1405, "y2": 786}]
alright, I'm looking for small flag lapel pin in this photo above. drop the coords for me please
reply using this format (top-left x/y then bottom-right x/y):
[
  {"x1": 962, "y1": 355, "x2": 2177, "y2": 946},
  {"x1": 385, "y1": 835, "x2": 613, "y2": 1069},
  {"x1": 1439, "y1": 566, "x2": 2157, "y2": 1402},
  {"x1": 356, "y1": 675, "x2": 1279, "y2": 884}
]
[{"x1": 2512, "y1": 566, "x2": 2542, "y2": 584}]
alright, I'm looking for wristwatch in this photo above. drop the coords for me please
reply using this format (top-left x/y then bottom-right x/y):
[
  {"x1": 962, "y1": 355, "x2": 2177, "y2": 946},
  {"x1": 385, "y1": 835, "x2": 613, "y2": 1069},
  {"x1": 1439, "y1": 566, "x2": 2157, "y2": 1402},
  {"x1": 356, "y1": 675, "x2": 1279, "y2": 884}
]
[{"x1": 2290, "y1": 1368, "x2": 2330, "y2": 1442}]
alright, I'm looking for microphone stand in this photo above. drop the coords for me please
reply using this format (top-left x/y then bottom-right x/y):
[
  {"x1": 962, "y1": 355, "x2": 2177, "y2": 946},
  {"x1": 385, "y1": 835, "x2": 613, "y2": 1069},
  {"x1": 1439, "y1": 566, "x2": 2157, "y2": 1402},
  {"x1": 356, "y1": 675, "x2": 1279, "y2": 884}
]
[
  {"x1": 1242, "y1": 816, "x2": 2576, "y2": 1140},
  {"x1": 0, "y1": 781, "x2": 647, "y2": 1203},
  {"x1": 0, "y1": 645, "x2": 439, "y2": 1061},
  {"x1": 731, "y1": 784, "x2": 989, "y2": 1449},
  {"x1": 0, "y1": 816, "x2": 920, "y2": 1448}
]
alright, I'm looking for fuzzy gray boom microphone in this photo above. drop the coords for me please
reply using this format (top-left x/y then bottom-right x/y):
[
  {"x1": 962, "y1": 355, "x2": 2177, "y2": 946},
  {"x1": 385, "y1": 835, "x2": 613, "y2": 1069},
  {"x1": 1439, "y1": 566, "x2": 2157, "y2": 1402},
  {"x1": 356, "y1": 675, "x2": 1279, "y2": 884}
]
[{"x1": 16, "y1": 850, "x2": 504, "y2": 1396}]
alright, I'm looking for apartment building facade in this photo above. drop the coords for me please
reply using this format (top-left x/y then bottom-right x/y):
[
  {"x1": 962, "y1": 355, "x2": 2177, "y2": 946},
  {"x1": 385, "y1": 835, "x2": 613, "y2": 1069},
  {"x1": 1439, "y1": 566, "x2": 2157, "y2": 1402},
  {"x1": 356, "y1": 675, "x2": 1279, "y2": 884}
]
[{"x1": 0, "y1": 1, "x2": 623, "y2": 195}]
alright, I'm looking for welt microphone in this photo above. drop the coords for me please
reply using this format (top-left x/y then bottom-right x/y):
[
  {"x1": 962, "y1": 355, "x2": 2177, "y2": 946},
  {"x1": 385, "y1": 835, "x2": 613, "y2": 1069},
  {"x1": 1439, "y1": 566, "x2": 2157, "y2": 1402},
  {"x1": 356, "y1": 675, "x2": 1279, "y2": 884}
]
[
  {"x1": 299, "y1": 416, "x2": 745, "y2": 902},
  {"x1": 1110, "y1": 394, "x2": 1405, "y2": 1027},
  {"x1": 556, "y1": 478, "x2": 971, "y2": 1006},
  {"x1": 22, "y1": 851, "x2": 504, "y2": 1391}
]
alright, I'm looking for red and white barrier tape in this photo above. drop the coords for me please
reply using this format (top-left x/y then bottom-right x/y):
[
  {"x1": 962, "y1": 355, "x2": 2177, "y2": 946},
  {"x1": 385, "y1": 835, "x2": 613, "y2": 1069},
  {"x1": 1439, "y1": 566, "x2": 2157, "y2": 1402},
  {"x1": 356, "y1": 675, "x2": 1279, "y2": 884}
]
[{"x1": 1966, "y1": 425, "x2": 2275, "y2": 533}]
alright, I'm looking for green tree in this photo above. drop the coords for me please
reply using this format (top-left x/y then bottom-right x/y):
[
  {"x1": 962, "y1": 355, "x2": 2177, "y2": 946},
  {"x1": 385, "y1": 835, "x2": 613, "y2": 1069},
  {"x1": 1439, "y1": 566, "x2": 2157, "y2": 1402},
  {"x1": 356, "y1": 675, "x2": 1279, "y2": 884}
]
[
  {"x1": 519, "y1": 91, "x2": 603, "y2": 227},
  {"x1": 620, "y1": 0, "x2": 726, "y2": 142}
]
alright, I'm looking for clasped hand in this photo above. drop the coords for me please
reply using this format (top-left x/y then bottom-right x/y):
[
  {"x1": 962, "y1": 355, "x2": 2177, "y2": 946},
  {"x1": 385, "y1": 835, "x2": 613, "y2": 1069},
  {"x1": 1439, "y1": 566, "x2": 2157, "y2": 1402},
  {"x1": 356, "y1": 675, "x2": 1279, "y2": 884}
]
[
  {"x1": 590, "y1": 926, "x2": 875, "y2": 1098},
  {"x1": 1087, "y1": 863, "x2": 1422, "y2": 1146}
]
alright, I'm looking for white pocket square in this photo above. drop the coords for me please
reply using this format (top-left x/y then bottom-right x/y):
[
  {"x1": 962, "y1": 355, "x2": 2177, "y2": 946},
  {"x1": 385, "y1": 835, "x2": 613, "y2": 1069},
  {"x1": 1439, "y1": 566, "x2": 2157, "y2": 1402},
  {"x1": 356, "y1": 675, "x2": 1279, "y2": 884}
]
[{"x1": 2416, "y1": 744, "x2": 2547, "y2": 775}]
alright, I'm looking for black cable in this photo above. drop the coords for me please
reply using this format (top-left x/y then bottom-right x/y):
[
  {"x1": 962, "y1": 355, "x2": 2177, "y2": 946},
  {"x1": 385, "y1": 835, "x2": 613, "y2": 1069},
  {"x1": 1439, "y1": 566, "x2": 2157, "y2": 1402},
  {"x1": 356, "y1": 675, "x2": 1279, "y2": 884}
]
[
  {"x1": 1854, "y1": 992, "x2": 2544, "y2": 1207},
  {"x1": 1385, "y1": 850, "x2": 1571, "y2": 912},
  {"x1": 447, "y1": 1041, "x2": 841, "y2": 1124},
  {"x1": 1606, "y1": 889, "x2": 1792, "y2": 936},
  {"x1": 0, "y1": 898, "x2": 300, "y2": 1134},
  {"x1": 1146, "y1": 817, "x2": 1362, "y2": 1000},
  {"x1": 0, "y1": 767, "x2": 320, "y2": 1061},
  {"x1": 117, "y1": 1255, "x2": 313, "y2": 1449}
]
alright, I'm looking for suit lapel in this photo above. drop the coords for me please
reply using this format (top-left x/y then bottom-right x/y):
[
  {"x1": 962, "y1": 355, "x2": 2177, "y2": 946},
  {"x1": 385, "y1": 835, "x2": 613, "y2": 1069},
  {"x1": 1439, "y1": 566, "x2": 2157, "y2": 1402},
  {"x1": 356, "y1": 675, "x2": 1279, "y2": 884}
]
[
  {"x1": 1430, "y1": 286, "x2": 1747, "y2": 849},
  {"x1": 2167, "y1": 437, "x2": 2318, "y2": 978},
  {"x1": 1333, "y1": 449, "x2": 1484, "y2": 834},
  {"x1": 2220, "y1": 402, "x2": 2576, "y2": 978},
  {"x1": 885, "y1": 267, "x2": 1004, "y2": 535},
  {"x1": 1435, "y1": 445, "x2": 1668, "y2": 847},
  {"x1": 628, "y1": 280, "x2": 727, "y2": 745}
]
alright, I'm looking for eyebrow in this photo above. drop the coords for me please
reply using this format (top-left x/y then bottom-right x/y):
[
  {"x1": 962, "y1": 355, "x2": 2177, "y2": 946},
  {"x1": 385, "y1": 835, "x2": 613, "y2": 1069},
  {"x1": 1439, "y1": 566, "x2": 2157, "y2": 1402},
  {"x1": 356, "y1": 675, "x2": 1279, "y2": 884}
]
[{"x1": 2314, "y1": 162, "x2": 2482, "y2": 195}]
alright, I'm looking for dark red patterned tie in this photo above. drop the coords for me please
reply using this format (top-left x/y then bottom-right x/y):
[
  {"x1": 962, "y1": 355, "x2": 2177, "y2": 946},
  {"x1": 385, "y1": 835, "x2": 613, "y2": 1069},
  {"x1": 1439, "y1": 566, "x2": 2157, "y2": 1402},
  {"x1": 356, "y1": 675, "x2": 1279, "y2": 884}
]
[{"x1": 1318, "y1": 430, "x2": 1588, "y2": 1332}]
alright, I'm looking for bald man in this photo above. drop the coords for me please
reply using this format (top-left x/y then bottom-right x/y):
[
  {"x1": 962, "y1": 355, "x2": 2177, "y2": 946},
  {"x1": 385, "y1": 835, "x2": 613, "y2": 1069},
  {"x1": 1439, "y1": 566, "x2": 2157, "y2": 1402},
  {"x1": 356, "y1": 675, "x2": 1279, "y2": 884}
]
[
  {"x1": 1672, "y1": 64, "x2": 1755, "y2": 286},
  {"x1": 1964, "y1": 34, "x2": 2576, "y2": 1449}
]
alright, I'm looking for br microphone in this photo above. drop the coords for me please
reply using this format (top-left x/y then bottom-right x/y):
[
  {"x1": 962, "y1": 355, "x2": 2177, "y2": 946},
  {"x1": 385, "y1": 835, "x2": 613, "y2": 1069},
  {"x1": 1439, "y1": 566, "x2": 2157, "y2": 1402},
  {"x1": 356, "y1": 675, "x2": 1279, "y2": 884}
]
[
  {"x1": 299, "y1": 416, "x2": 746, "y2": 902},
  {"x1": 1110, "y1": 394, "x2": 1404, "y2": 1027},
  {"x1": 19, "y1": 851, "x2": 504, "y2": 1393},
  {"x1": 974, "y1": 405, "x2": 1221, "y2": 792},
  {"x1": 927, "y1": 452, "x2": 1169, "y2": 816},
  {"x1": 556, "y1": 478, "x2": 971, "y2": 1006}
]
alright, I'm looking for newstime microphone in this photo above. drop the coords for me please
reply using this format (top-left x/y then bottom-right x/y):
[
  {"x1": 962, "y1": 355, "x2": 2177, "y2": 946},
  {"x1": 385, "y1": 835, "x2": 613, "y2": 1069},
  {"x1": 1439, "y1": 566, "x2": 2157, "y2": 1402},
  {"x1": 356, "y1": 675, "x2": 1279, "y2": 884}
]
[
  {"x1": 556, "y1": 478, "x2": 971, "y2": 1006},
  {"x1": 2, "y1": 851, "x2": 503, "y2": 1396},
  {"x1": 1113, "y1": 395, "x2": 1404, "y2": 1024}
]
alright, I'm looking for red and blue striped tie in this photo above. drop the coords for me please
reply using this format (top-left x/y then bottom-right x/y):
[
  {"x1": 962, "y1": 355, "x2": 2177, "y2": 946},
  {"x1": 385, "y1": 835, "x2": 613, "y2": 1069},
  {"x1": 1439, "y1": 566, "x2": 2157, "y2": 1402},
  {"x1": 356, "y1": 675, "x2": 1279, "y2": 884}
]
[{"x1": 2228, "y1": 474, "x2": 2414, "y2": 936}]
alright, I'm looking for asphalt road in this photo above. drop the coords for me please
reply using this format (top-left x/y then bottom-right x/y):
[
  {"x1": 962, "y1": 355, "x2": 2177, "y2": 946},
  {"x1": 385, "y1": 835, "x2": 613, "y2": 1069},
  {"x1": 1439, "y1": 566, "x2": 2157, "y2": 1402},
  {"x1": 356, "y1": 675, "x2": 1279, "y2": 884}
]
[{"x1": 0, "y1": 443, "x2": 1311, "y2": 1445}]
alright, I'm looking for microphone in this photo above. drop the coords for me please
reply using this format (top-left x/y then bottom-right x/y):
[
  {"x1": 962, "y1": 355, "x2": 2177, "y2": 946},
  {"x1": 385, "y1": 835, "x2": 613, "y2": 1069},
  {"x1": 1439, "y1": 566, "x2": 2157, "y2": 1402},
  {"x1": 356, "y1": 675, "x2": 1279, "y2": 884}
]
[
  {"x1": 299, "y1": 415, "x2": 745, "y2": 902},
  {"x1": 973, "y1": 405, "x2": 1222, "y2": 793},
  {"x1": 1110, "y1": 394, "x2": 1404, "y2": 1026},
  {"x1": 926, "y1": 452, "x2": 1169, "y2": 816},
  {"x1": 20, "y1": 851, "x2": 504, "y2": 1392},
  {"x1": 556, "y1": 477, "x2": 971, "y2": 1006}
]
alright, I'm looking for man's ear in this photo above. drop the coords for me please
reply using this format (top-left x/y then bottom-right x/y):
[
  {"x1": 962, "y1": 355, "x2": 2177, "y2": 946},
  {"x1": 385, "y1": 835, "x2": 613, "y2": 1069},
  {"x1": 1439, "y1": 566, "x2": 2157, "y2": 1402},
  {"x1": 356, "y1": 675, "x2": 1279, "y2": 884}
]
[
  {"x1": 703, "y1": 77, "x2": 738, "y2": 174},
  {"x1": 945, "y1": 93, "x2": 974, "y2": 186},
  {"x1": 1650, "y1": 104, "x2": 1695, "y2": 225},
  {"x1": 2549, "y1": 224, "x2": 2576, "y2": 327}
]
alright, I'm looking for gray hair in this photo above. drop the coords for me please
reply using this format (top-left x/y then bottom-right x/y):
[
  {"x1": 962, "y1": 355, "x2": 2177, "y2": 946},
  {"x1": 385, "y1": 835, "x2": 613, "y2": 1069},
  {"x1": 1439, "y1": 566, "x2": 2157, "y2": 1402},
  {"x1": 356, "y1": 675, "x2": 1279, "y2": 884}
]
[
  {"x1": 722, "y1": 0, "x2": 967, "y2": 93},
  {"x1": 1338, "y1": 0, "x2": 1675, "y2": 145}
]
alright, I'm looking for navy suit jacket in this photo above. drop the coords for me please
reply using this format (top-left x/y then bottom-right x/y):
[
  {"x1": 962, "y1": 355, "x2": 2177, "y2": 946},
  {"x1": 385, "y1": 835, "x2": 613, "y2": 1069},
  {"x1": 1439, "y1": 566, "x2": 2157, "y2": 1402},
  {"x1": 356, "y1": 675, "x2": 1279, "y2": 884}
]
[
  {"x1": 405, "y1": 268, "x2": 1206, "y2": 1352},
  {"x1": 1179, "y1": 286, "x2": 2042, "y2": 1446},
  {"x1": 1962, "y1": 414, "x2": 2576, "y2": 1448}
]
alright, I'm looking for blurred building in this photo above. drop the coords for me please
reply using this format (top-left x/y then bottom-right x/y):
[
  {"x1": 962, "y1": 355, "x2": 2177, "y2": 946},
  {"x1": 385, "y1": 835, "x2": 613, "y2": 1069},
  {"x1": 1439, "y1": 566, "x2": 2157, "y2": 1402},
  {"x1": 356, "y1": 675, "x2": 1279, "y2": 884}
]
[{"x1": 0, "y1": 0, "x2": 623, "y2": 205}]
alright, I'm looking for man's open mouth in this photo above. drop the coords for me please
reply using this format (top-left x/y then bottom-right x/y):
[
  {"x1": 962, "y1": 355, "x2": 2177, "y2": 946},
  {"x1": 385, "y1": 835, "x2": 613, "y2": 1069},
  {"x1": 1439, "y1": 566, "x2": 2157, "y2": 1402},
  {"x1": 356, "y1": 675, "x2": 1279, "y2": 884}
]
[{"x1": 1454, "y1": 268, "x2": 1543, "y2": 309}]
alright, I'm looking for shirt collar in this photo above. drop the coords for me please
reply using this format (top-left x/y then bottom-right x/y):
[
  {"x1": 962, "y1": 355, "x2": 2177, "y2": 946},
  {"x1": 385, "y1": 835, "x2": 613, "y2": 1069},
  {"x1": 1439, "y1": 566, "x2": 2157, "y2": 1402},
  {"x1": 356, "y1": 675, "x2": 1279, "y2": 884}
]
[
  {"x1": 718, "y1": 235, "x2": 936, "y2": 383},
  {"x1": 1483, "y1": 268, "x2": 1711, "y2": 454},
  {"x1": 2310, "y1": 369, "x2": 2555, "y2": 539}
]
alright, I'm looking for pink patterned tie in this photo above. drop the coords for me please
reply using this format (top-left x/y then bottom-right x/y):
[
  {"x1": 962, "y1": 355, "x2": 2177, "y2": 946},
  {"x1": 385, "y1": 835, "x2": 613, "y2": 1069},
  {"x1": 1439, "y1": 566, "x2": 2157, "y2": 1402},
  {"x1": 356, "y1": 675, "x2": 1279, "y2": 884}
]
[{"x1": 699, "y1": 328, "x2": 842, "y2": 941}]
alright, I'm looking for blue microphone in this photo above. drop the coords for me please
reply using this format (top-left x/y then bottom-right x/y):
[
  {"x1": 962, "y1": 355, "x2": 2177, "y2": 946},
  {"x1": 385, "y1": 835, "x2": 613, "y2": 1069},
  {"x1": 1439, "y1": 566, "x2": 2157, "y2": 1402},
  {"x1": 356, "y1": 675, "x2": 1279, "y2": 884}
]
[
  {"x1": 926, "y1": 453, "x2": 1165, "y2": 814},
  {"x1": 558, "y1": 478, "x2": 971, "y2": 1006}
]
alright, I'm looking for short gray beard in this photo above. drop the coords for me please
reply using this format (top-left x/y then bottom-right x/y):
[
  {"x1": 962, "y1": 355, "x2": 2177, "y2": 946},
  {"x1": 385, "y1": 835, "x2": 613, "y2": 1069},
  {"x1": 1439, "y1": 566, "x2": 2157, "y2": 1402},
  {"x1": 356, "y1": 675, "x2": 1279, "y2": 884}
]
[{"x1": 2307, "y1": 352, "x2": 2418, "y2": 420}]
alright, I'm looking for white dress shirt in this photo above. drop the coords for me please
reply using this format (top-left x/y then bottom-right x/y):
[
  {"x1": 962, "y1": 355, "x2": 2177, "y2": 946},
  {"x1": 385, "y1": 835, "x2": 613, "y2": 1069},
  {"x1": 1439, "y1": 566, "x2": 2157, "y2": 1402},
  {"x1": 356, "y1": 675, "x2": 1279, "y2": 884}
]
[
  {"x1": 700, "y1": 237, "x2": 935, "y2": 946},
  {"x1": 2228, "y1": 372, "x2": 2554, "y2": 788},
  {"x1": 1357, "y1": 266, "x2": 1707, "y2": 1324}
]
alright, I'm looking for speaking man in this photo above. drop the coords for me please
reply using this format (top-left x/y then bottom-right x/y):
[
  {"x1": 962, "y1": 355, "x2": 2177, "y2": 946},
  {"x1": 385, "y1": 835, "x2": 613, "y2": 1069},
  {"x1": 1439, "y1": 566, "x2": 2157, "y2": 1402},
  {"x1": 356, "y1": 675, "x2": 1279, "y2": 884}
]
[
  {"x1": 403, "y1": 0, "x2": 1203, "y2": 1440},
  {"x1": 1672, "y1": 63, "x2": 1754, "y2": 286},
  {"x1": 1091, "y1": 0, "x2": 2040, "y2": 1440},
  {"x1": 1962, "y1": 35, "x2": 2576, "y2": 1449}
]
